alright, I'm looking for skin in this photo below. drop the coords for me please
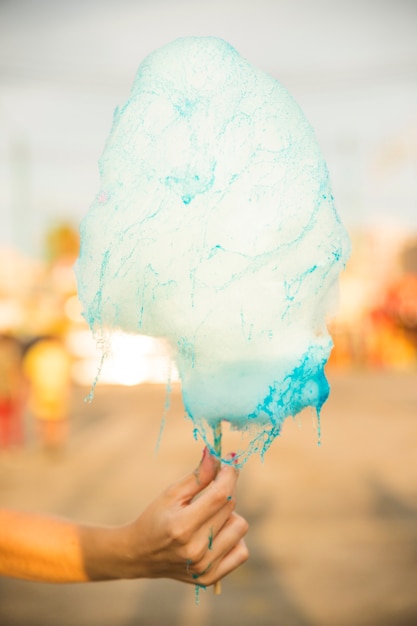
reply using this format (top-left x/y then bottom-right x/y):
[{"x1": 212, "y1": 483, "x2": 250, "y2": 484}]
[{"x1": 0, "y1": 448, "x2": 249, "y2": 586}]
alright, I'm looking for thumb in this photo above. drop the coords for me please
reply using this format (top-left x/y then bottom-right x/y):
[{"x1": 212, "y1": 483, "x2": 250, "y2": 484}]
[{"x1": 173, "y1": 447, "x2": 218, "y2": 504}]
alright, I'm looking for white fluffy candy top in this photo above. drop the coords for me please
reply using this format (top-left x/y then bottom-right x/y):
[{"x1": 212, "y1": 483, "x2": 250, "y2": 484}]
[{"x1": 75, "y1": 37, "x2": 350, "y2": 458}]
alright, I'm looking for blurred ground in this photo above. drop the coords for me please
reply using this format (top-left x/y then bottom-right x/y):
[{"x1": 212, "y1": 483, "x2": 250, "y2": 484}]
[{"x1": 0, "y1": 371, "x2": 416, "y2": 626}]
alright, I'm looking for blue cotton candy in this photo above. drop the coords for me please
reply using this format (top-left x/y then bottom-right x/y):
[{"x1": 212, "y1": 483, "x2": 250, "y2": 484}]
[{"x1": 75, "y1": 37, "x2": 350, "y2": 461}]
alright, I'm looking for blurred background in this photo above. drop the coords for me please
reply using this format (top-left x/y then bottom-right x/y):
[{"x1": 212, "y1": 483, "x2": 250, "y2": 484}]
[{"x1": 0, "y1": 1, "x2": 416, "y2": 625}]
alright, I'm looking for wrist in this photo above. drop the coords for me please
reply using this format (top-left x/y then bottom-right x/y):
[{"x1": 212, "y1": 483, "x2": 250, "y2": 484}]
[{"x1": 80, "y1": 523, "x2": 146, "y2": 581}]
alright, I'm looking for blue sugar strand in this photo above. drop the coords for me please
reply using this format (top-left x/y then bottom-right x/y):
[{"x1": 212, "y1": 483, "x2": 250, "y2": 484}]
[{"x1": 194, "y1": 584, "x2": 206, "y2": 605}]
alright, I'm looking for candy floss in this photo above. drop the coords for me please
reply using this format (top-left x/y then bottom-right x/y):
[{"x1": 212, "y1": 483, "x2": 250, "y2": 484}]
[{"x1": 75, "y1": 37, "x2": 351, "y2": 464}]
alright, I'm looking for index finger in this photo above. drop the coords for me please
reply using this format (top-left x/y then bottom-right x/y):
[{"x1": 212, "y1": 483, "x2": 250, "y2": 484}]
[{"x1": 186, "y1": 463, "x2": 239, "y2": 530}]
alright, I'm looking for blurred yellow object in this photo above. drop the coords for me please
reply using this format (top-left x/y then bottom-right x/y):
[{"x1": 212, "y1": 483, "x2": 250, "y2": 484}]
[
  {"x1": 23, "y1": 338, "x2": 71, "y2": 422},
  {"x1": 23, "y1": 338, "x2": 71, "y2": 451},
  {"x1": 45, "y1": 223, "x2": 80, "y2": 265}
]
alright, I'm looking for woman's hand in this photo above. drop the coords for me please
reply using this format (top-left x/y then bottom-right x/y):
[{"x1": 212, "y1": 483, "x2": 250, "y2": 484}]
[{"x1": 82, "y1": 448, "x2": 249, "y2": 586}]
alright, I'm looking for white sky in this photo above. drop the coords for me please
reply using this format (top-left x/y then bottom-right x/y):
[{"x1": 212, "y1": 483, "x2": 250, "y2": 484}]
[{"x1": 0, "y1": 0, "x2": 416, "y2": 255}]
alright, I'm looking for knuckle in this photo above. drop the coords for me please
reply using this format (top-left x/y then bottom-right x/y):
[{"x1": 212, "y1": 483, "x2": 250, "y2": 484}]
[
  {"x1": 233, "y1": 513, "x2": 249, "y2": 536},
  {"x1": 163, "y1": 483, "x2": 179, "y2": 502},
  {"x1": 212, "y1": 483, "x2": 230, "y2": 506},
  {"x1": 240, "y1": 517, "x2": 250, "y2": 536},
  {"x1": 239, "y1": 541, "x2": 250, "y2": 563},
  {"x1": 168, "y1": 519, "x2": 191, "y2": 545},
  {"x1": 184, "y1": 540, "x2": 206, "y2": 565}
]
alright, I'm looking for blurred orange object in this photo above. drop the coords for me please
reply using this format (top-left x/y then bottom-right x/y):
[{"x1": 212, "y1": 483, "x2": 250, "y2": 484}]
[
  {"x1": 364, "y1": 309, "x2": 416, "y2": 369},
  {"x1": 384, "y1": 274, "x2": 417, "y2": 330}
]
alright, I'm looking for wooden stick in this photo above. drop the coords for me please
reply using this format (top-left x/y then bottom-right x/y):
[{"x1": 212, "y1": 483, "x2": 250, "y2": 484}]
[{"x1": 213, "y1": 420, "x2": 222, "y2": 595}]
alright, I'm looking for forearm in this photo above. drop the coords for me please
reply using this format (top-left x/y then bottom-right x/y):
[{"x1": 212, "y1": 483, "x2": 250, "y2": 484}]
[{"x1": 0, "y1": 509, "x2": 128, "y2": 583}]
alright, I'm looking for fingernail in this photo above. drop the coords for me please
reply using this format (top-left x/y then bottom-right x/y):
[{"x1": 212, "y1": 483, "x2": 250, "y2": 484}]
[
  {"x1": 196, "y1": 446, "x2": 209, "y2": 470},
  {"x1": 194, "y1": 447, "x2": 209, "y2": 484}
]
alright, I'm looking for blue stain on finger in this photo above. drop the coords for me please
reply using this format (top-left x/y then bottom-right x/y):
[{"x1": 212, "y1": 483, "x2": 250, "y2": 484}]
[
  {"x1": 192, "y1": 563, "x2": 213, "y2": 580},
  {"x1": 208, "y1": 528, "x2": 214, "y2": 550}
]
